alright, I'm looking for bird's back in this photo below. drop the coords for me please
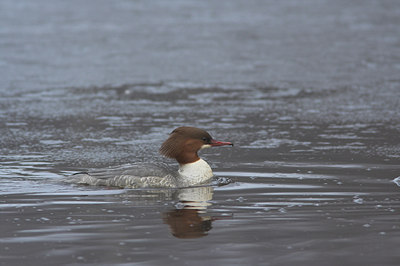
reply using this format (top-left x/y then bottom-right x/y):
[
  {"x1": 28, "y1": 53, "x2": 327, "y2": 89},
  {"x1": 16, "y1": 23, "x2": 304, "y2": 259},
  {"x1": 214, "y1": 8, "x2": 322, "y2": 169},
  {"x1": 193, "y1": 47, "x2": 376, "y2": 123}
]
[{"x1": 66, "y1": 163, "x2": 180, "y2": 188}]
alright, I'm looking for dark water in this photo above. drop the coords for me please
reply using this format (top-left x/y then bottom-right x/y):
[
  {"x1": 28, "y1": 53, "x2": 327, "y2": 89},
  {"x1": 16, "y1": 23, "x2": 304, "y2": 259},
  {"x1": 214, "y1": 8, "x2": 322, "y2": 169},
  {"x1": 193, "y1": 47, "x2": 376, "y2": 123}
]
[{"x1": 1, "y1": 0, "x2": 400, "y2": 265}]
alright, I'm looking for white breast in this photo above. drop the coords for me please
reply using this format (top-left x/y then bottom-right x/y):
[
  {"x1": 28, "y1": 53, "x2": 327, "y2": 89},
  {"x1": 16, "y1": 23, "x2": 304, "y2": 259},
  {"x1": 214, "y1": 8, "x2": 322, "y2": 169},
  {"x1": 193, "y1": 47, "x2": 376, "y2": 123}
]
[{"x1": 178, "y1": 159, "x2": 214, "y2": 186}]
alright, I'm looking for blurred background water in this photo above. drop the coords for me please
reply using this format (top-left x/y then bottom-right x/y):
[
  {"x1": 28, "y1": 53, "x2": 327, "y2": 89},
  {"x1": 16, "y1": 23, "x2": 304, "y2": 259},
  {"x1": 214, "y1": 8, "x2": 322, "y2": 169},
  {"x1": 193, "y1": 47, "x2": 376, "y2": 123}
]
[{"x1": 1, "y1": 0, "x2": 400, "y2": 265}]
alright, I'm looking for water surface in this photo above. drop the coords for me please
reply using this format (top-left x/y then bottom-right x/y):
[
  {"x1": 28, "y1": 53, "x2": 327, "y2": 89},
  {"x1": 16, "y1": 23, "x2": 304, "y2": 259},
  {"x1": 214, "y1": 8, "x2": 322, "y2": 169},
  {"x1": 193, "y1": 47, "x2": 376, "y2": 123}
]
[{"x1": 1, "y1": 0, "x2": 400, "y2": 265}]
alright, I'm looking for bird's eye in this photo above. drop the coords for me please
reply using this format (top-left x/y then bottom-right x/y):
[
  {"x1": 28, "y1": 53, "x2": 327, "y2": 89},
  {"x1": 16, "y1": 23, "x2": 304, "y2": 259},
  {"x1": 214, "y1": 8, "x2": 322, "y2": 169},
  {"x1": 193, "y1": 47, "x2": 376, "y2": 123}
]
[{"x1": 202, "y1": 137, "x2": 208, "y2": 142}]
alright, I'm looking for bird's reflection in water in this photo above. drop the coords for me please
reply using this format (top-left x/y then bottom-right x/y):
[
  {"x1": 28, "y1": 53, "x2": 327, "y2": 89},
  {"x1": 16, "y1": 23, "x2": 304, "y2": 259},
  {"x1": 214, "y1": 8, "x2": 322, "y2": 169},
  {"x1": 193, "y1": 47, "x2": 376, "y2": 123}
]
[{"x1": 163, "y1": 186, "x2": 214, "y2": 239}]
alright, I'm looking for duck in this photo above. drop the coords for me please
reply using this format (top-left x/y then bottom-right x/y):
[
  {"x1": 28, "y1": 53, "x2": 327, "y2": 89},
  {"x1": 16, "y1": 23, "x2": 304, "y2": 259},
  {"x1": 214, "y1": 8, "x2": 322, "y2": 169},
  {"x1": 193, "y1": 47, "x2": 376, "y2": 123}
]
[{"x1": 67, "y1": 127, "x2": 233, "y2": 188}]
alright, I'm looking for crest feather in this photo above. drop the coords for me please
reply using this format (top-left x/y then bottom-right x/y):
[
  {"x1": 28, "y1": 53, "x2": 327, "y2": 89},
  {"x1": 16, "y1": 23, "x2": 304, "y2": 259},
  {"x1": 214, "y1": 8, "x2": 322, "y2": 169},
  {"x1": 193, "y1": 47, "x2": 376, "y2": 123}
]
[{"x1": 159, "y1": 127, "x2": 212, "y2": 158}]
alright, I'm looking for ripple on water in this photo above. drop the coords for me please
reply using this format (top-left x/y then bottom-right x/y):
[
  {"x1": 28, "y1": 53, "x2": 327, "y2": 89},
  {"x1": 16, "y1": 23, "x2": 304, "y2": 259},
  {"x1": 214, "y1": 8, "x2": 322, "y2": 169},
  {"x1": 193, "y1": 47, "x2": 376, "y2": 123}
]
[
  {"x1": 213, "y1": 164, "x2": 400, "y2": 222},
  {"x1": 1, "y1": 159, "x2": 400, "y2": 266}
]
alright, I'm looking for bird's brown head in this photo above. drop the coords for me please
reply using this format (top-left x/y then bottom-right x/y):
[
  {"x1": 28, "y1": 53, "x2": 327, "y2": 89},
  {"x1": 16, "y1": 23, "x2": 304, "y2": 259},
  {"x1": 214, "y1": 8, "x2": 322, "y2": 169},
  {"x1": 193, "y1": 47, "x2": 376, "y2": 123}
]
[{"x1": 159, "y1": 127, "x2": 233, "y2": 165}]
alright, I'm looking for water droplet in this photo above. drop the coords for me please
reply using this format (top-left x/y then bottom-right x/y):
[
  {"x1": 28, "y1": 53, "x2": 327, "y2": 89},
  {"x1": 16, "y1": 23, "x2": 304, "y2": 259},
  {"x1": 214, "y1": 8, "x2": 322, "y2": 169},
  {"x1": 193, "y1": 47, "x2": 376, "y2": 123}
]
[
  {"x1": 393, "y1": 176, "x2": 400, "y2": 187},
  {"x1": 236, "y1": 197, "x2": 245, "y2": 202},
  {"x1": 353, "y1": 196, "x2": 364, "y2": 204},
  {"x1": 175, "y1": 202, "x2": 185, "y2": 209}
]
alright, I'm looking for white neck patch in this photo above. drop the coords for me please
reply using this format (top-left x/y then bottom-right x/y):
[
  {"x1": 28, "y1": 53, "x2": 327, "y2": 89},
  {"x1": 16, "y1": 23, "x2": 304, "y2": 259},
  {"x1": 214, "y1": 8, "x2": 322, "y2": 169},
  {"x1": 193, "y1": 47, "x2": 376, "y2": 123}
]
[{"x1": 178, "y1": 159, "x2": 213, "y2": 185}]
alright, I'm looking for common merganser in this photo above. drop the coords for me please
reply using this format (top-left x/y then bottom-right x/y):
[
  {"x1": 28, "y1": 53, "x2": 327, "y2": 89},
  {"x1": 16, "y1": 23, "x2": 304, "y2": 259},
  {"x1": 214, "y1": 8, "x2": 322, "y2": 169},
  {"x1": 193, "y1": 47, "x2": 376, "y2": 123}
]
[{"x1": 67, "y1": 127, "x2": 233, "y2": 188}]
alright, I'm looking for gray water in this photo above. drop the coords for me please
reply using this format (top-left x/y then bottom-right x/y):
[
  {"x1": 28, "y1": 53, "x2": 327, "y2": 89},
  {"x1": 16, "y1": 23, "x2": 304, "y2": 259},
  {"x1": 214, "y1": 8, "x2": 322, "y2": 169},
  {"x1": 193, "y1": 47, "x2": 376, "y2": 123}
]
[{"x1": 1, "y1": 0, "x2": 400, "y2": 265}]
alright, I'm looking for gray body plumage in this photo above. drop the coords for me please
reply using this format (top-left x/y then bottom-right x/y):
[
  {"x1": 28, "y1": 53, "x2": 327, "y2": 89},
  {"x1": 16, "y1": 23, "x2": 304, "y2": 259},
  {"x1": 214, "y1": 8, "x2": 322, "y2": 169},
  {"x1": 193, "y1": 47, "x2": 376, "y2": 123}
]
[{"x1": 66, "y1": 163, "x2": 181, "y2": 188}]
